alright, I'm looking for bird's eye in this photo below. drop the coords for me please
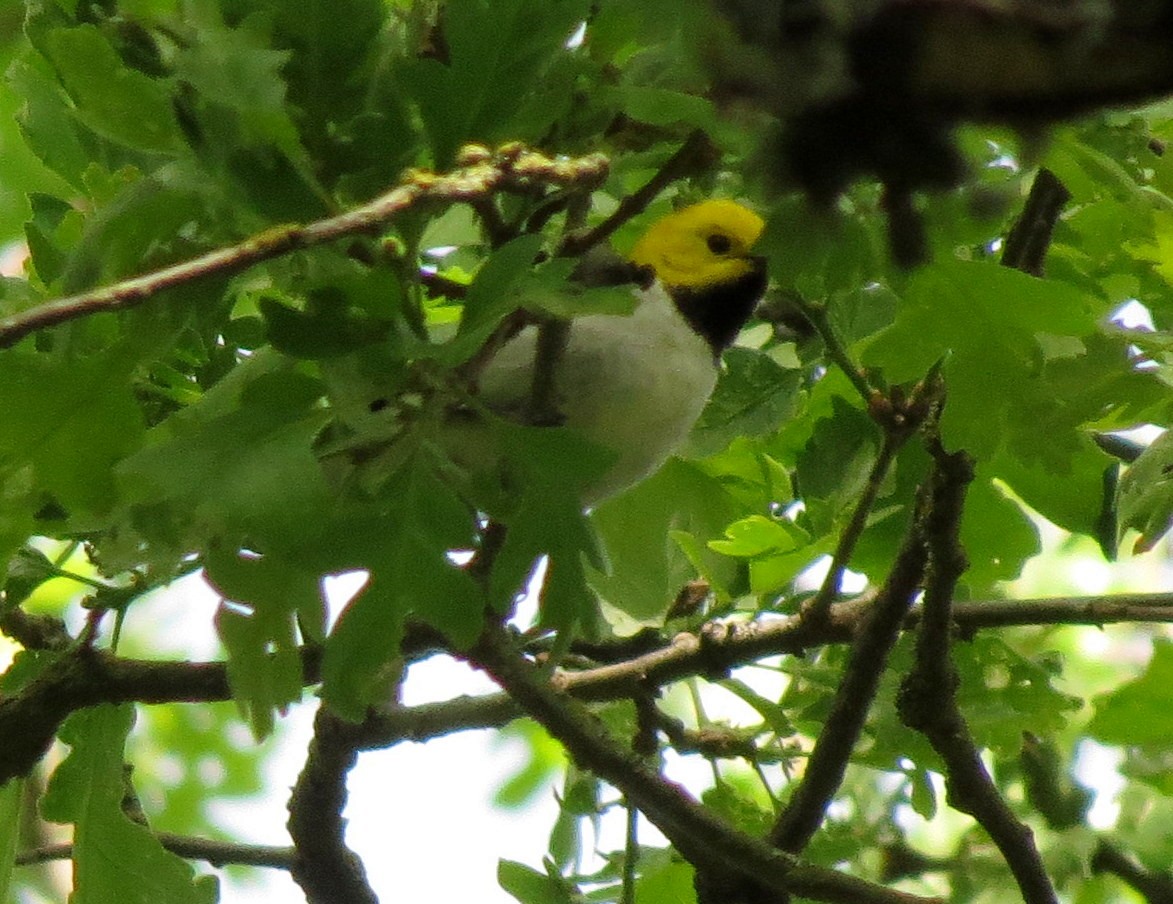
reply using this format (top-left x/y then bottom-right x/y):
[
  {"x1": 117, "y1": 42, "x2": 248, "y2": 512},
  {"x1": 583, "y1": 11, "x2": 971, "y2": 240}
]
[{"x1": 706, "y1": 233, "x2": 732, "y2": 255}]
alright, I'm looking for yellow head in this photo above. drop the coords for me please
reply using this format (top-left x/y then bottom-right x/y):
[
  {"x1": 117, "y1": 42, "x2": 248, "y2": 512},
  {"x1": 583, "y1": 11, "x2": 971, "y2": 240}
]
[{"x1": 628, "y1": 199, "x2": 765, "y2": 291}]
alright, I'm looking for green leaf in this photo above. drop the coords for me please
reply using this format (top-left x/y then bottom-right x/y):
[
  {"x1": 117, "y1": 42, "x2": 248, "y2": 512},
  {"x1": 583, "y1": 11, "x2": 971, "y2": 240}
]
[
  {"x1": 260, "y1": 290, "x2": 392, "y2": 360},
  {"x1": 234, "y1": 0, "x2": 386, "y2": 147},
  {"x1": 1116, "y1": 429, "x2": 1173, "y2": 553},
  {"x1": 0, "y1": 778, "x2": 21, "y2": 904},
  {"x1": 0, "y1": 351, "x2": 144, "y2": 515},
  {"x1": 498, "y1": 859, "x2": 575, "y2": 904},
  {"x1": 960, "y1": 474, "x2": 1040, "y2": 588},
  {"x1": 452, "y1": 234, "x2": 547, "y2": 358},
  {"x1": 688, "y1": 347, "x2": 802, "y2": 458},
  {"x1": 795, "y1": 396, "x2": 879, "y2": 533},
  {"x1": 486, "y1": 424, "x2": 611, "y2": 635},
  {"x1": 205, "y1": 547, "x2": 324, "y2": 738},
  {"x1": 1090, "y1": 640, "x2": 1173, "y2": 747},
  {"x1": 613, "y1": 85, "x2": 718, "y2": 130},
  {"x1": 590, "y1": 459, "x2": 742, "y2": 626},
  {"x1": 864, "y1": 259, "x2": 1100, "y2": 461},
  {"x1": 172, "y1": 9, "x2": 297, "y2": 151},
  {"x1": 907, "y1": 767, "x2": 937, "y2": 821},
  {"x1": 41, "y1": 706, "x2": 218, "y2": 904},
  {"x1": 321, "y1": 453, "x2": 480, "y2": 719},
  {"x1": 113, "y1": 360, "x2": 330, "y2": 563},
  {"x1": 634, "y1": 848, "x2": 696, "y2": 904},
  {"x1": 401, "y1": 0, "x2": 590, "y2": 165},
  {"x1": 39, "y1": 25, "x2": 183, "y2": 153},
  {"x1": 721, "y1": 677, "x2": 795, "y2": 736}
]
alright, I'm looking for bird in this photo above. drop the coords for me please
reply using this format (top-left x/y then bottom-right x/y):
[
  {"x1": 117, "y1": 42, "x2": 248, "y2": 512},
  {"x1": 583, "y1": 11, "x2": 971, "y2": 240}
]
[
  {"x1": 316, "y1": 199, "x2": 768, "y2": 506},
  {"x1": 472, "y1": 199, "x2": 768, "y2": 503}
]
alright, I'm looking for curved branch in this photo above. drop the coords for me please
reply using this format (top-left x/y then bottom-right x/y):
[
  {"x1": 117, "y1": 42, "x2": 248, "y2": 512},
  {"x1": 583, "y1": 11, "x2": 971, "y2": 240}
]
[
  {"x1": 0, "y1": 145, "x2": 608, "y2": 350},
  {"x1": 1092, "y1": 840, "x2": 1173, "y2": 904},
  {"x1": 286, "y1": 704, "x2": 377, "y2": 904}
]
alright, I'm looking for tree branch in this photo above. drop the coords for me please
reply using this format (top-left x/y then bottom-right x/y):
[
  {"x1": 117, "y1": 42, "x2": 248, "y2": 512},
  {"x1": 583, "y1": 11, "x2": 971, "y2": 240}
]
[
  {"x1": 16, "y1": 833, "x2": 295, "y2": 870},
  {"x1": 468, "y1": 625, "x2": 940, "y2": 904},
  {"x1": 286, "y1": 704, "x2": 377, "y2": 904},
  {"x1": 2, "y1": 592, "x2": 1172, "y2": 782},
  {"x1": 0, "y1": 145, "x2": 608, "y2": 350},
  {"x1": 1091, "y1": 839, "x2": 1173, "y2": 904},
  {"x1": 1000, "y1": 168, "x2": 1070, "y2": 277},
  {"x1": 558, "y1": 129, "x2": 720, "y2": 258},
  {"x1": 804, "y1": 430, "x2": 904, "y2": 625},
  {"x1": 0, "y1": 645, "x2": 321, "y2": 785},
  {"x1": 768, "y1": 467, "x2": 930, "y2": 853},
  {"x1": 898, "y1": 445, "x2": 1059, "y2": 904}
]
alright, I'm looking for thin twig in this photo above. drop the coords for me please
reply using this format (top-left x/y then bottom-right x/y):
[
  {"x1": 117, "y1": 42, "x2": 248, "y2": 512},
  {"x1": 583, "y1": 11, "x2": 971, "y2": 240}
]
[
  {"x1": 558, "y1": 129, "x2": 719, "y2": 257},
  {"x1": 768, "y1": 475, "x2": 930, "y2": 852},
  {"x1": 16, "y1": 834, "x2": 296, "y2": 870},
  {"x1": 622, "y1": 803, "x2": 639, "y2": 904},
  {"x1": 803, "y1": 430, "x2": 902, "y2": 624},
  {"x1": 792, "y1": 296, "x2": 878, "y2": 405},
  {"x1": 0, "y1": 146, "x2": 609, "y2": 350}
]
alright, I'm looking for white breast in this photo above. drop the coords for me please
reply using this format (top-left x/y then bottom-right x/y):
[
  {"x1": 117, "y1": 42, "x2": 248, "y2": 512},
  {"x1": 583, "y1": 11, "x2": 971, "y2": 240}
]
[{"x1": 479, "y1": 283, "x2": 717, "y2": 502}]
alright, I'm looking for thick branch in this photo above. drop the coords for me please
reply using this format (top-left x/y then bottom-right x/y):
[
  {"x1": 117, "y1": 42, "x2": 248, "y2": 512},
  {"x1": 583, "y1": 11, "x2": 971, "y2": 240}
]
[
  {"x1": 468, "y1": 625, "x2": 939, "y2": 904},
  {"x1": 898, "y1": 447, "x2": 1059, "y2": 904},
  {"x1": 286, "y1": 705, "x2": 377, "y2": 904},
  {"x1": 0, "y1": 646, "x2": 321, "y2": 785}
]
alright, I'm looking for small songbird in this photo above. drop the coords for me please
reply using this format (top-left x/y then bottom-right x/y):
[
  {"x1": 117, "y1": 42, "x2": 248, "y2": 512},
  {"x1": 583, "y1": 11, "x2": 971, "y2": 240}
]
[
  {"x1": 318, "y1": 199, "x2": 768, "y2": 506},
  {"x1": 474, "y1": 199, "x2": 768, "y2": 503}
]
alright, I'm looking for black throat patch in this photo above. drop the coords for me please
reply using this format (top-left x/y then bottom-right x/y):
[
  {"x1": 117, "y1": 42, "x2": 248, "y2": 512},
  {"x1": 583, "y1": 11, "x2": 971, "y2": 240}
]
[{"x1": 670, "y1": 257, "x2": 768, "y2": 358}]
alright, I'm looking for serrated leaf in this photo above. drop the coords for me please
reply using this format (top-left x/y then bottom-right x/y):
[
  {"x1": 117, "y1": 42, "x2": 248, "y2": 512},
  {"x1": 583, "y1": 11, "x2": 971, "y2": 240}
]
[
  {"x1": 0, "y1": 351, "x2": 144, "y2": 515},
  {"x1": 864, "y1": 259, "x2": 1100, "y2": 461},
  {"x1": 321, "y1": 453, "x2": 480, "y2": 719},
  {"x1": 41, "y1": 706, "x2": 217, "y2": 904},
  {"x1": 113, "y1": 363, "x2": 330, "y2": 562},
  {"x1": 688, "y1": 347, "x2": 802, "y2": 458},
  {"x1": 590, "y1": 460, "x2": 740, "y2": 626},
  {"x1": 205, "y1": 547, "x2": 323, "y2": 738},
  {"x1": 960, "y1": 474, "x2": 1040, "y2": 588},
  {"x1": 795, "y1": 396, "x2": 878, "y2": 532},
  {"x1": 486, "y1": 424, "x2": 611, "y2": 635},
  {"x1": 1116, "y1": 429, "x2": 1173, "y2": 553}
]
